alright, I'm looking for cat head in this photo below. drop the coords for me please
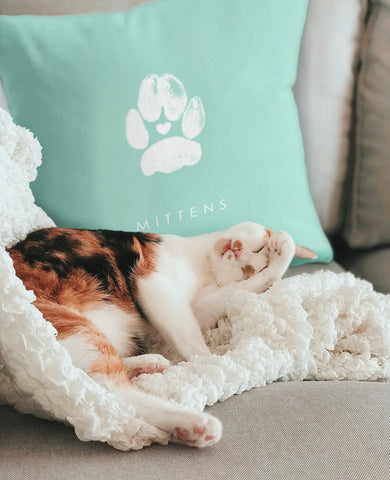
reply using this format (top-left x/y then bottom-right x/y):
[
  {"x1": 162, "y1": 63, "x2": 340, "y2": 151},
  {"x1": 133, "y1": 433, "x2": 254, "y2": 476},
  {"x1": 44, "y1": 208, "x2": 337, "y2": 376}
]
[{"x1": 209, "y1": 222, "x2": 317, "y2": 286}]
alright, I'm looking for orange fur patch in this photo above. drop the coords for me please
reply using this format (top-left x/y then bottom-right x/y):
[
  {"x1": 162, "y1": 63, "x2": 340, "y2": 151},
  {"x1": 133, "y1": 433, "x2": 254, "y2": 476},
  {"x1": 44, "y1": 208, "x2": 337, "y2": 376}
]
[
  {"x1": 242, "y1": 264, "x2": 256, "y2": 279},
  {"x1": 232, "y1": 240, "x2": 243, "y2": 250},
  {"x1": 132, "y1": 235, "x2": 159, "y2": 278},
  {"x1": 35, "y1": 299, "x2": 131, "y2": 385},
  {"x1": 214, "y1": 238, "x2": 229, "y2": 256},
  {"x1": 89, "y1": 355, "x2": 130, "y2": 385},
  {"x1": 7, "y1": 229, "x2": 158, "y2": 315}
]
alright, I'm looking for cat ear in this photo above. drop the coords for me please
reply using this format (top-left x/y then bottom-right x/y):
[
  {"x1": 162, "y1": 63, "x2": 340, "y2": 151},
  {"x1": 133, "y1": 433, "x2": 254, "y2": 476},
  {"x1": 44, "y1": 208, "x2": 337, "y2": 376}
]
[{"x1": 294, "y1": 245, "x2": 318, "y2": 260}]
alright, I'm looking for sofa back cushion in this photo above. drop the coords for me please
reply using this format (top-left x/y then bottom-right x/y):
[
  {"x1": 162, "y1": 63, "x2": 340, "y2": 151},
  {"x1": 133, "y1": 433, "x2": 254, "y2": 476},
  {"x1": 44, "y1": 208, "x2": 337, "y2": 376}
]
[
  {"x1": 343, "y1": 0, "x2": 390, "y2": 248},
  {"x1": 294, "y1": 0, "x2": 367, "y2": 234}
]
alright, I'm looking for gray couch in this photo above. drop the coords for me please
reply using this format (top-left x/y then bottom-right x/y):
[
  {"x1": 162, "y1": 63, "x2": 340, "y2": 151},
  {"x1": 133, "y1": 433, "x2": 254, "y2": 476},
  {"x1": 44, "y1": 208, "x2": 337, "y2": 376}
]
[{"x1": 0, "y1": 1, "x2": 389, "y2": 479}]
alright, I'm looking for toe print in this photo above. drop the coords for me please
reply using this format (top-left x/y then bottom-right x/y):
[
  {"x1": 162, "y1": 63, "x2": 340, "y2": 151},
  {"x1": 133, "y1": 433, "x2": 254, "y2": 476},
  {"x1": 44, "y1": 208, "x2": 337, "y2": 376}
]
[
  {"x1": 137, "y1": 74, "x2": 162, "y2": 122},
  {"x1": 182, "y1": 96, "x2": 206, "y2": 140},
  {"x1": 125, "y1": 109, "x2": 149, "y2": 150},
  {"x1": 158, "y1": 73, "x2": 188, "y2": 122},
  {"x1": 125, "y1": 73, "x2": 206, "y2": 176}
]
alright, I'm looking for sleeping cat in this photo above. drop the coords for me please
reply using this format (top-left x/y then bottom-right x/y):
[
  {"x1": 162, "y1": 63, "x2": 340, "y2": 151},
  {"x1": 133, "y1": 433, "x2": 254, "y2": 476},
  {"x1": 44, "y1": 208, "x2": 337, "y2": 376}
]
[{"x1": 7, "y1": 222, "x2": 317, "y2": 447}]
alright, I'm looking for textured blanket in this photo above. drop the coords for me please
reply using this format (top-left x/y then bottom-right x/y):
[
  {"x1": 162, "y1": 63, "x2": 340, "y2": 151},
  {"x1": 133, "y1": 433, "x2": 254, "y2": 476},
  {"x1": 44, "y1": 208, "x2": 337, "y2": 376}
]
[{"x1": 1, "y1": 108, "x2": 389, "y2": 451}]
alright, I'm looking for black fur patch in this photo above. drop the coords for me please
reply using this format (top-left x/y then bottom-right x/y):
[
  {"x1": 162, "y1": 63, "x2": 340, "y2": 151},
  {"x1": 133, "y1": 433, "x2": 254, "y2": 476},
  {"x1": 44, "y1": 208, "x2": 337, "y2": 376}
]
[
  {"x1": 76, "y1": 254, "x2": 116, "y2": 291},
  {"x1": 93, "y1": 230, "x2": 160, "y2": 292},
  {"x1": 92, "y1": 230, "x2": 160, "y2": 322},
  {"x1": 94, "y1": 230, "x2": 141, "y2": 282},
  {"x1": 11, "y1": 229, "x2": 117, "y2": 289},
  {"x1": 10, "y1": 228, "x2": 159, "y2": 299},
  {"x1": 12, "y1": 229, "x2": 80, "y2": 270}
]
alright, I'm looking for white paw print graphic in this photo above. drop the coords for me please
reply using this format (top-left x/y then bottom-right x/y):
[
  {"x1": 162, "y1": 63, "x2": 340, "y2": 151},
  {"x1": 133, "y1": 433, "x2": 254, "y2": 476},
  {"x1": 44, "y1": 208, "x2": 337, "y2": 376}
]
[{"x1": 125, "y1": 74, "x2": 206, "y2": 176}]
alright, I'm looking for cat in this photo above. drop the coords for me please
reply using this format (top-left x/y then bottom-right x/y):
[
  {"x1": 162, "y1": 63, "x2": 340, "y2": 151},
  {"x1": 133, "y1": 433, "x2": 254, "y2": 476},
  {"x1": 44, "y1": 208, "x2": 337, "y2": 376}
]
[{"x1": 7, "y1": 221, "x2": 317, "y2": 447}]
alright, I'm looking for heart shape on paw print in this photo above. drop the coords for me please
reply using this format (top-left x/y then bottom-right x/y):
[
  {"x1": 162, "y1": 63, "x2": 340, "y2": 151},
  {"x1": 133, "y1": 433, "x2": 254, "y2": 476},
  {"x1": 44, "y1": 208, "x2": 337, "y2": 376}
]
[{"x1": 156, "y1": 122, "x2": 172, "y2": 135}]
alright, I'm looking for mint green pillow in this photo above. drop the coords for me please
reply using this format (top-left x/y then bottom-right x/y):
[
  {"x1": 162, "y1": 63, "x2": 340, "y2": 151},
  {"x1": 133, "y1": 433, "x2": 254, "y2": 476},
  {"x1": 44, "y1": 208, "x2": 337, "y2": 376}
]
[{"x1": 0, "y1": 0, "x2": 332, "y2": 264}]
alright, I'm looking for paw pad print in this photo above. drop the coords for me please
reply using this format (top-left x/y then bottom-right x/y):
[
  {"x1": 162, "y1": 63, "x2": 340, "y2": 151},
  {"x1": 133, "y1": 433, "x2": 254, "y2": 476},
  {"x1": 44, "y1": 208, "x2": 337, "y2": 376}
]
[{"x1": 125, "y1": 74, "x2": 205, "y2": 176}]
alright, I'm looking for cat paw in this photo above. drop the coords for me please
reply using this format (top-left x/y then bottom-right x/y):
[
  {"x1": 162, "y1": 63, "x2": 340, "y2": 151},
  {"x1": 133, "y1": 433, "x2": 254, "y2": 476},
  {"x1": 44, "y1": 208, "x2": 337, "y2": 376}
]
[
  {"x1": 123, "y1": 354, "x2": 170, "y2": 377},
  {"x1": 267, "y1": 231, "x2": 295, "y2": 260},
  {"x1": 172, "y1": 413, "x2": 222, "y2": 448},
  {"x1": 260, "y1": 231, "x2": 295, "y2": 287},
  {"x1": 125, "y1": 73, "x2": 205, "y2": 176}
]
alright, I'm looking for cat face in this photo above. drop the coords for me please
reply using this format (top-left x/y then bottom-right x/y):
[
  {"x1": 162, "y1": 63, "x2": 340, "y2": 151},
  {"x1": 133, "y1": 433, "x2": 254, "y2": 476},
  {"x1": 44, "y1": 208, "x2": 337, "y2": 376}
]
[{"x1": 210, "y1": 222, "x2": 273, "y2": 286}]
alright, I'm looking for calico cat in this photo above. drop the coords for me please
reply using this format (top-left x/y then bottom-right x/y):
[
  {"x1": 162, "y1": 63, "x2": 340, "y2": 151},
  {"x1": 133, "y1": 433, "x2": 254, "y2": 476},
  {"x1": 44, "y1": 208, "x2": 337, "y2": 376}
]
[{"x1": 7, "y1": 222, "x2": 317, "y2": 447}]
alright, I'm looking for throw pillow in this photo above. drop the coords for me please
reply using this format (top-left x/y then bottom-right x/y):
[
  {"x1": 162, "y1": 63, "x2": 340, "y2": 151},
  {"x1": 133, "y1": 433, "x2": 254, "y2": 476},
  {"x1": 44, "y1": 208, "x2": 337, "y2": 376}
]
[{"x1": 0, "y1": 0, "x2": 332, "y2": 264}]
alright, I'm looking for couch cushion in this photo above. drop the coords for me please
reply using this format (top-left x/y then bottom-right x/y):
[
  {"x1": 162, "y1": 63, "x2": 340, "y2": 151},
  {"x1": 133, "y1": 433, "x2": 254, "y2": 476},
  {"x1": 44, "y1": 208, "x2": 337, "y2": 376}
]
[
  {"x1": 343, "y1": 0, "x2": 390, "y2": 248},
  {"x1": 285, "y1": 259, "x2": 344, "y2": 277},
  {"x1": 1, "y1": 381, "x2": 389, "y2": 480}
]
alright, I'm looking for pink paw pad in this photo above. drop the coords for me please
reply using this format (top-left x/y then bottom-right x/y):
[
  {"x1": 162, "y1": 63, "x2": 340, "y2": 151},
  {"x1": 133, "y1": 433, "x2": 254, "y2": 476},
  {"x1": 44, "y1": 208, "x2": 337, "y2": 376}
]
[
  {"x1": 175, "y1": 427, "x2": 190, "y2": 442},
  {"x1": 192, "y1": 425, "x2": 206, "y2": 435},
  {"x1": 145, "y1": 363, "x2": 167, "y2": 373},
  {"x1": 134, "y1": 363, "x2": 168, "y2": 376},
  {"x1": 174, "y1": 425, "x2": 218, "y2": 447}
]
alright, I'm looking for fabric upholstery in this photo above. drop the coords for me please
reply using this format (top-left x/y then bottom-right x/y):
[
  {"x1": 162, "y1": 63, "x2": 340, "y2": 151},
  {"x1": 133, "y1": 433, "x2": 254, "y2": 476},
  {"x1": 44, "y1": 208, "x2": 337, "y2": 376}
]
[
  {"x1": 0, "y1": 0, "x2": 147, "y2": 14},
  {"x1": 336, "y1": 244, "x2": 390, "y2": 294},
  {"x1": 1, "y1": 381, "x2": 389, "y2": 480},
  {"x1": 343, "y1": 0, "x2": 390, "y2": 248},
  {"x1": 294, "y1": 0, "x2": 367, "y2": 234},
  {"x1": 285, "y1": 260, "x2": 344, "y2": 277}
]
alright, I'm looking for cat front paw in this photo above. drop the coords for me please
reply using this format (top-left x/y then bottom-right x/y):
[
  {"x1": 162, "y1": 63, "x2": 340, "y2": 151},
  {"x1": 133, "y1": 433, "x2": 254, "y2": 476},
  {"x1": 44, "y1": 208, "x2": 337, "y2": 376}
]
[
  {"x1": 260, "y1": 231, "x2": 295, "y2": 285},
  {"x1": 267, "y1": 231, "x2": 295, "y2": 261}
]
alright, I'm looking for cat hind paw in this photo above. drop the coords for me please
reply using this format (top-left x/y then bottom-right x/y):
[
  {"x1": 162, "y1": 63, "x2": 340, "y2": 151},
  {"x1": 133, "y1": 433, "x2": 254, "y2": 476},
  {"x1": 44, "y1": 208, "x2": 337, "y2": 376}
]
[
  {"x1": 172, "y1": 413, "x2": 222, "y2": 448},
  {"x1": 124, "y1": 354, "x2": 170, "y2": 377}
]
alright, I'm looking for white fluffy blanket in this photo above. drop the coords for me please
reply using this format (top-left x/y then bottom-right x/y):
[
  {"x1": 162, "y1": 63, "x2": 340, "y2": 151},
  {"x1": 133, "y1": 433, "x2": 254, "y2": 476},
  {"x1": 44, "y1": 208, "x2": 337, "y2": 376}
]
[{"x1": 1, "y1": 108, "x2": 389, "y2": 451}]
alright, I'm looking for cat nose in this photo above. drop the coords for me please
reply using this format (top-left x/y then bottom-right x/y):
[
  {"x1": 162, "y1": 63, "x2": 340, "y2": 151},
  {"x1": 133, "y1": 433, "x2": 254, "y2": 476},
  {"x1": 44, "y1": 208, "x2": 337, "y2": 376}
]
[{"x1": 233, "y1": 248, "x2": 242, "y2": 260}]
